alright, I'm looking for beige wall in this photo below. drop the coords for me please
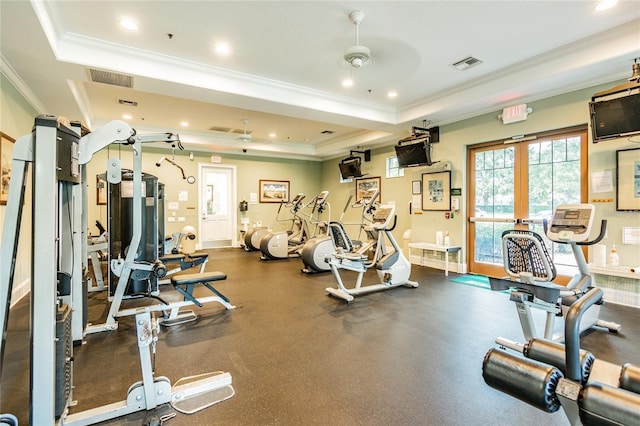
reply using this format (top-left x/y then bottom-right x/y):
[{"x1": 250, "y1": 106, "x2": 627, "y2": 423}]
[{"x1": 0, "y1": 73, "x2": 39, "y2": 304}]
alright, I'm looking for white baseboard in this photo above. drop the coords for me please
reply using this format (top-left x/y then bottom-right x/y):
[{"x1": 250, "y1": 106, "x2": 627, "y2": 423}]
[
  {"x1": 601, "y1": 287, "x2": 640, "y2": 308},
  {"x1": 10, "y1": 279, "x2": 30, "y2": 307}
]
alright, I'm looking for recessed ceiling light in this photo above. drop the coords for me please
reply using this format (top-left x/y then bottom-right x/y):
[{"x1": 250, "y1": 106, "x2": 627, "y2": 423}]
[
  {"x1": 387, "y1": 91, "x2": 398, "y2": 98},
  {"x1": 342, "y1": 78, "x2": 354, "y2": 87},
  {"x1": 214, "y1": 42, "x2": 231, "y2": 56},
  {"x1": 123, "y1": 114, "x2": 132, "y2": 120},
  {"x1": 595, "y1": 0, "x2": 617, "y2": 11},
  {"x1": 180, "y1": 121, "x2": 189, "y2": 127},
  {"x1": 269, "y1": 133, "x2": 277, "y2": 138},
  {"x1": 120, "y1": 18, "x2": 138, "y2": 31}
]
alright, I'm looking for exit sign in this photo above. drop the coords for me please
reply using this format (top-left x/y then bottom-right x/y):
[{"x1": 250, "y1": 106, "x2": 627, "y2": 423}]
[{"x1": 501, "y1": 103, "x2": 531, "y2": 124}]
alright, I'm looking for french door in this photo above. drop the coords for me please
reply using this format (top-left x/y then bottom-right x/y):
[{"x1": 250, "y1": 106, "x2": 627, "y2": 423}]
[{"x1": 467, "y1": 126, "x2": 588, "y2": 281}]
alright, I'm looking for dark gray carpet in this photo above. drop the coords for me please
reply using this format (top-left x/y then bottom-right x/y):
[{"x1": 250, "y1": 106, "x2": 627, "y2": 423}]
[{"x1": 2, "y1": 248, "x2": 639, "y2": 425}]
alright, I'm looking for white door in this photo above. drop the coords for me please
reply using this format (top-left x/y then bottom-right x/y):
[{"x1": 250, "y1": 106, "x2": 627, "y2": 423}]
[{"x1": 199, "y1": 164, "x2": 237, "y2": 248}]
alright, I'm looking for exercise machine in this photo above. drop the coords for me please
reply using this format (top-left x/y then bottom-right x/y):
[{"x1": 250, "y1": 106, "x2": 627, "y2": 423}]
[
  {"x1": 302, "y1": 189, "x2": 381, "y2": 274},
  {"x1": 325, "y1": 204, "x2": 418, "y2": 302},
  {"x1": 489, "y1": 204, "x2": 620, "y2": 347},
  {"x1": 483, "y1": 286, "x2": 640, "y2": 425},
  {"x1": 241, "y1": 224, "x2": 269, "y2": 252},
  {"x1": 87, "y1": 221, "x2": 109, "y2": 291},
  {"x1": 259, "y1": 193, "x2": 309, "y2": 260},
  {"x1": 298, "y1": 191, "x2": 334, "y2": 274},
  {"x1": 0, "y1": 116, "x2": 234, "y2": 425}
]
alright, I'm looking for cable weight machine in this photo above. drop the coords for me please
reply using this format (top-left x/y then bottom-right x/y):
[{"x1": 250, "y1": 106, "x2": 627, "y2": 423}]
[{"x1": 0, "y1": 116, "x2": 234, "y2": 425}]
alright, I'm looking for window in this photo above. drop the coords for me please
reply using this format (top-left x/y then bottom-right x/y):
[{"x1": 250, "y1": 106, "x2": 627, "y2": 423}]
[{"x1": 386, "y1": 156, "x2": 404, "y2": 178}]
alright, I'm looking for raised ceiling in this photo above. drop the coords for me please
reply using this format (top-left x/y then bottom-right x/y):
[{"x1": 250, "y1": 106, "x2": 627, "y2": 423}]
[{"x1": 1, "y1": 1, "x2": 639, "y2": 160}]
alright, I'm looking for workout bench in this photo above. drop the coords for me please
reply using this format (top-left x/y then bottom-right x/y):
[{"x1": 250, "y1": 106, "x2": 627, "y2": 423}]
[
  {"x1": 158, "y1": 252, "x2": 209, "y2": 285},
  {"x1": 159, "y1": 270, "x2": 235, "y2": 326}
]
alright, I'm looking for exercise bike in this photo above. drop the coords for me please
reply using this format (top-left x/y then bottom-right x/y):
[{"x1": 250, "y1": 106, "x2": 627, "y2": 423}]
[
  {"x1": 325, "y1": 204, "x2": 418, "y2": 302},
  {"x1": 260, "y1": 193, "x2": 309, "y2": 260},
  {"x1": 489, "y1": 204, "x2": 620, "y2": 349}
]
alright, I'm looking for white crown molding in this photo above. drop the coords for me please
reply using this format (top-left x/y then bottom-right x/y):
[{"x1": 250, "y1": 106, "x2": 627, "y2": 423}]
[{"x1": 0, "y1": 54, "x2": 47, "y2": 114}]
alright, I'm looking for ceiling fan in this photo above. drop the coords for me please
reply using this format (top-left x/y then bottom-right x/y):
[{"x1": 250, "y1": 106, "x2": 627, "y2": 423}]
[
  {"x1": 344, "y1": 11, "x2": 372, "y2": 68},
  {"x1": 238, "y1": 118, "x2": 252, "y2": 142}
]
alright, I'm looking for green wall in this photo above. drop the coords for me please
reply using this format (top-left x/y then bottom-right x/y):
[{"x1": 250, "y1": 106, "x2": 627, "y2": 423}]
[{"x1": 85, "y1": 146, "x2": 323, "y2": 242}]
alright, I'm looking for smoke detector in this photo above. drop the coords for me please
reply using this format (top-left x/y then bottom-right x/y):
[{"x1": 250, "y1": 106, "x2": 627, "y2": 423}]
[{"x1": 344, "y1": 11, "x2": 372, "y2": 68}]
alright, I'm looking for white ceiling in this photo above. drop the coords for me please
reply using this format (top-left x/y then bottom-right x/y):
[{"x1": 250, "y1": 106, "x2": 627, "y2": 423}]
[{"x1": 1, "y1": 1, "x2": 639, "y2": 160}]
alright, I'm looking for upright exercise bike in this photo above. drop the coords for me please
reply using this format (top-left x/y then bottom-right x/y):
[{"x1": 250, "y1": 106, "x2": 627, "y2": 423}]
[{"x1": 325, "y1": 204, "x2": 418, "y2": 302}]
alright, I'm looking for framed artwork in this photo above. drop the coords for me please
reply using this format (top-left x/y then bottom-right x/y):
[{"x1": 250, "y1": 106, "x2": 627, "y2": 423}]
[
  {"x1": 259, "y1": 179, "x2": 290, "y2": 203},
  {"x1": 616, "y1": 147, "x2": 640, "y2": 211},
  {"x1": 412, "y1": 180, "x2": 422, "y2": 195},
  {"x1": 355, "y1": 176, "x2": 381, "y2": 202},
  {"x1": 96, "y1": 176, "x2": 107, "y2": 205},
  {"x1": 1, "y1": 132, "x2": 15, "y2": 205},
  {"x1": 422, "y1": 170, "x2": 451, "y2": 211}
]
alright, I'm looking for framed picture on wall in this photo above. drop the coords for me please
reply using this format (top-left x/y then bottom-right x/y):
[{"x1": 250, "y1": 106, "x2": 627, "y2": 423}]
[
  {"x1": 422, "y1": 170, "x2": 451, "y2": 211},
  {"x1": 355, "y1": 176, "x2": 381, "y2": 202},
  {"x1": 259, "y1": 179, "x2": 290, "y2": 203},
  {"x1": 616, "y1": 147, "x2": 640, "y2": 211},
  {"x1": 1, "y1": 132, "x2": 15, "y2": 205},
  {"x1": 96, "y1": 176, "x2": 107, "y2": 205}
]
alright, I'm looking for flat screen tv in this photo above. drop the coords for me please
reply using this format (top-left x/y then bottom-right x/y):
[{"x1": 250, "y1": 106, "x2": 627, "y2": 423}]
[
  {"x1": 590, "y1": 92, "x2": 640, "y2": 143},
  {"x1": 339, "y1": 157, "x2": 364, "y2": 179},
  {"x1": 395, "y1": 141, "x2": 432, "y2": 167}
]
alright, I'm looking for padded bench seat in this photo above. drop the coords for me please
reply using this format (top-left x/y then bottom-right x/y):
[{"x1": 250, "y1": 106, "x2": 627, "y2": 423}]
[
  {"x1": 160, "y1": 252, "x2": 209, "y2": 263},
  {"x1": 171, "y1": 271, "x2": 229, "y2": 307}
]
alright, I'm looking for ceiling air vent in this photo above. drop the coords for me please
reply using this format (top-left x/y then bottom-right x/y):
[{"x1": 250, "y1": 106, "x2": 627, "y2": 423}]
[
  {"x1": 88, "y1": 68, "x2": 134, "y2": 88},
  {"x1": 231, "y1": 128, "x2": 252, "y2": 135},
  {"x1": 118, "y1": 99, "x2": 138, "y2": 107},
  {"x1": 209, "y1": 126, "x2": 233, "y2": 133},
  {"x1": 451, "y1": 56, "x2": 483, "y2": 71}
]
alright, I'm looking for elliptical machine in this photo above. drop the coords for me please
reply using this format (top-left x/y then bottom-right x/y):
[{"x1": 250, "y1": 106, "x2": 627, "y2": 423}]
[
  {"x1": 325, "y1": 204, "x2": 418, "y2": 302},
  {"x1": 259, "y1": 193, "x2": 309, "y2": 260},
  {"x1": 241, "y1": 224, "x2": 269, "y2": 252},
  {"x1": 489, "y1": 203, "x2": 620, "y2": 349},
  {"x1": 299, "y1": 191, "x2": 333, "y2": 273}
]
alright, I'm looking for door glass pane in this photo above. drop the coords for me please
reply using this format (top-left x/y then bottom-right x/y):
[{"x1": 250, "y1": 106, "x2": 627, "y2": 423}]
[
  {"x1": 474, "y1": 222, "x2": 513, "y2": 264},
  {"x1": 473, "y1": 146, "x2": 515, "y2": 264},
  {"x1": 474, "y1": 147, "x2": 514, "y2": 219},
  {"x1": 528, "y1": 137, "x2": 582, "y2": 272}
]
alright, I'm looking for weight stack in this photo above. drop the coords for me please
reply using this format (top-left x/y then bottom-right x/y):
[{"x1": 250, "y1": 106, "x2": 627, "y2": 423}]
[{"x1": 55, "y1": 304, "x2": 72, "y2": 419}]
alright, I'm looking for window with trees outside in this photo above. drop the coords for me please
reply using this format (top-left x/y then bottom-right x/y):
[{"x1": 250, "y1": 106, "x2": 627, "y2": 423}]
[{"x1": 386, "y1": 156, "x2": 404, "y2": 178}]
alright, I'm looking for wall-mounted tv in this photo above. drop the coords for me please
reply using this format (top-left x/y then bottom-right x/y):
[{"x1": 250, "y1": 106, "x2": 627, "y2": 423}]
[
  {"x1": 339, "y1": 157, "x2": 364, "y2": 179},
  {"x1": 395, "y1": 140, "x2": 433, "y2": 168},
  {"x1": 590, "y1": 92, "x2": 640, "y2": 143}
]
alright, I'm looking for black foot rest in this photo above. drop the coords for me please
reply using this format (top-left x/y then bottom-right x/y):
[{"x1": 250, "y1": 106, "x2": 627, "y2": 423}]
[{"x1": 171, "y1": 271, "x2": 229, "y2": 307}]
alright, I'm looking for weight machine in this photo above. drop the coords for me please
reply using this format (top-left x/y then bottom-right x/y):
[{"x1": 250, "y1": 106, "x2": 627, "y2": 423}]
[{"x1": 0, "y1": 116, "x2": 234, "y2": 425}]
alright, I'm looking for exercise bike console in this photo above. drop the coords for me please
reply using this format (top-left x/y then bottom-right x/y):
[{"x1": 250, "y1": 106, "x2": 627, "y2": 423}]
[{"x1": 546, "y1": 204, "x2": 595, "y2": 242}]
